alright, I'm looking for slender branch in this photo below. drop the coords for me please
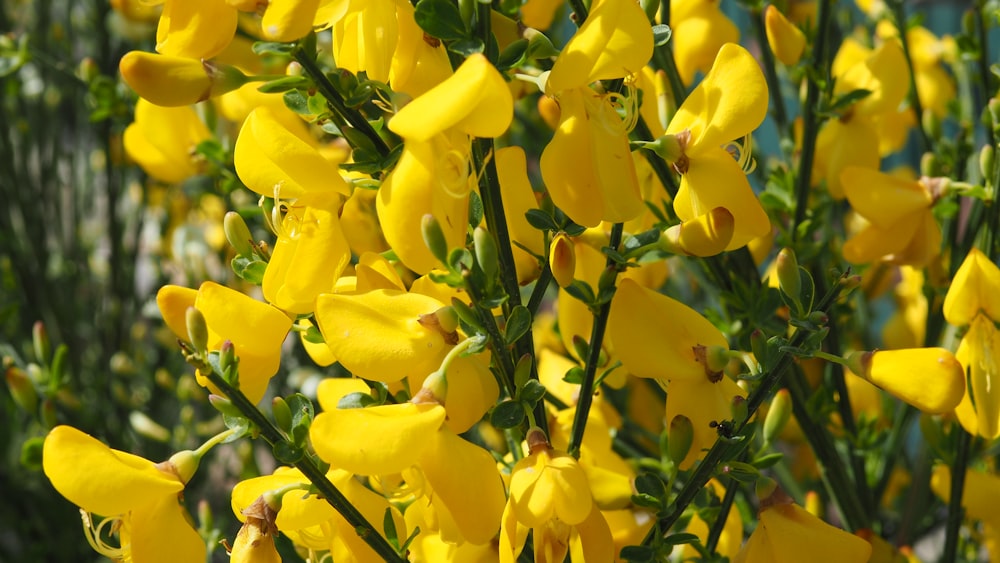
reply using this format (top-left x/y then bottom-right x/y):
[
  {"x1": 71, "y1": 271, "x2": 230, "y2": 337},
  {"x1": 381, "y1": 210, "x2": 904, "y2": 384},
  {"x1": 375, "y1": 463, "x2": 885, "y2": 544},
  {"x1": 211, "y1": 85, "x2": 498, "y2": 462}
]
[
  {"x1": 791, "y1": 0, "x2": 834, "y2": 240},
  {"x1": 941, "y1": 427, "x2": 971, "y2": 563},
  {"x1": 974, "y1": 0, "x2": 996, "y2": 148},
  {"x1": 568, "y1": 0, "x2": 589, "y2": 24},
  {"x1": 526, "y1": 266, "x2": 553, "y2": 317},
  {"x1": 292, "y1": 46, "x2": 391, "y2": 159},
  {"x1": 888, "y1": 0, "x2": 932, "y2": 153},
  {"x1": 202, "y1": 368, "x2": 405, "y2": 562},
  {"x1": 567, "y1": 223, "x2": 624, "y2": 458},
  {"x1": 705, "y1": 471, "x2": 740, "y2": 554}
]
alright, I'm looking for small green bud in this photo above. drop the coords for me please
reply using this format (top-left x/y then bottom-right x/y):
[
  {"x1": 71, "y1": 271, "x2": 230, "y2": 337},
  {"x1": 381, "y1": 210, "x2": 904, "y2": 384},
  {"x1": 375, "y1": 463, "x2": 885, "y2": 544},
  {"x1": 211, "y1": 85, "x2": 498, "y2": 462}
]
[
  {"x1": 219, "y1": 340, "x2": 238, "y2": 383},
  {"x1": 980, "y1": 145, "x2": 995, "y2": 181},
  {"x1": 704, "y1": 345, "x2": 731, "y2": 375},
  {"x1": 77, "y1": 57, "x2": 99, "y2": 83},
  {"x1": 730, "y1": 395, "x2": 748, "y2": 425},
  {"x1": 32, "y1": 321, "x2": 50, "y2": 365},
  {"x1": 844, "y1": 350, "x2": 872, "y2": 378},
  {"x1": 763, "y1": 389, "x2": 791, "y2": 444},
  {"x1": 272, "y1": 396, "x2": 293, "y2": 434},
  {"x1": 571, "y1": 335, "x2": 590, "y2": 364},
  {"x1": 776, "y1": 248, "x2": 801, "y2": 311},
  {"x1": 40, "y1": 398, "x2": 57, "y2": 429},
  {"x1": 421, "y1": 214, "x2": 449, "y2": 266},
  {"x1": 224, "y1": 211, "x2": 256, "y2": 259},
  {"x1": 473, "y1": 227, "x2": 498, "y2": 280},
  {"x1": 750, "y1": 329, "x2": 768, "y2": 370},
  {"x1": 921, "y1": 109, "x2": 941, "y2": 140},
  {"x1": 806, "y1": 311, "x2": 829, "y2": 326},
  {"x1": 667, "y1": 414, "x2": 693, "y2": 467},
  {"x1": 5, "y1": 366, "x2": 38, "y2": 414},
  {"x1": 723, "y1": 461, "x2": 761, "y2": 482},
  {"x1": 988, "y1": 98, "x2": 1000, "y2": 137},
  {"x1": 514, "y1": 354, "x2": 533, "y2": 389},
  {"x1": 185, "y1": 307, "x2": 209, "y2": 355},
  {"x1": 209, "y1": 394, "x2": 243, "y2": 418}
]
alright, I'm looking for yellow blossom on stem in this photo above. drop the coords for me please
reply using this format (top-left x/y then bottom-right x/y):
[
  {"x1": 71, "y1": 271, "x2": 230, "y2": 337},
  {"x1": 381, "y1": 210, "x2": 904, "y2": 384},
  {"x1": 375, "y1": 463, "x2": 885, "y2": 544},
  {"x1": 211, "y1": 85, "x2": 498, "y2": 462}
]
[
  {"x1": 123, "y1": 98, "x2": 211, "y2": 183},
  {"x1": 661, "y1": 42, "x2": 771, "y2": 250},
  {"x1": 500, "y1": 428, "x2": 614, "y2": 563},
  {"x1": 943, "y1": 247, "x2": 1000, "y2": 326},
  {"x1": 840, "y1": 166, "x2": 943, "y2": 267},
  {"x1": 539, "y1": 0, "x2": 652, "y2": 227},
  {"x1": 764, "y1": 4, "x2": 806, "y2": 66},
  {"x1": 157, "y1": 281, "x2": 293, "y2": 404},
  {"x1": 42, "y1": 426, "x2": 205, "y2": 563},
  {"x1": 119, "y1": 51, "x2": 249, "y2": 107},
  {"x1": 734, "y1": 487, "x2": 872, "y2": 562}
]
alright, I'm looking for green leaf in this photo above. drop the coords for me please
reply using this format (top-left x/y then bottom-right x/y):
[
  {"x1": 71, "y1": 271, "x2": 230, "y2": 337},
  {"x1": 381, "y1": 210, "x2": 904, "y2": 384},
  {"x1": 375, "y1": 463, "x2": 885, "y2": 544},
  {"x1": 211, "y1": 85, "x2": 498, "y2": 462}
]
[
  {"x1": 525, "y1": 209, "x2": 559, "y2": 231},
  {"x1": 19, "y1": 437, "x2": 44, "y2": 470},
  {"x1": 563, "y1": 366, "x2": 584, "y2": 384},
  {"x1": 663, "y1": 532, "x2": 701, "y2": 546},
  {"x1": 383, "y1": 508, "x2": 400, "y2": 549},
  {"x1": 283, "y1": 90, "x2": 311, "y2": 115},
  {"x1": 498, "y1": 38, "x2": 528, "y2": 70},
  {"x1": 564, "y1": 280, "x2": 596, "y2": 305},
  {"x1": 652, "y1": 24, "x2": 672, "y2": 47},
  {"x1": 257, "y1": 76, "x2": 310, "y2": 94},
  {"x1": 303, "y1": 324, "x2": 325, "y2": 344},
  {"x1": 518, "y1": 379, "x2": 547, "y2": 406},
  {"x1": 752, "y1": 452, "x2": 785, "y2": 468},
  {"x1": 490, "y1": 400, "x2": 526, "y2": 428},
  {"x1": 505, "y1": 306, "x2": 532, "y2": 345},
  {"x1": 232, "y1": 256, "x2": 267, "y2": 285},
  {"x1": 273, "y1": 442, "x2": 304, "y2": 464},
  {"x1": 634, "y1": 473, "x2": 667, "y2": 498},
  {"x1": 414, "y1": 0, "x2": 468, "y2": 41},
  {"x1": 828, "y1": 88, "x2": 872, "y2": 113},
  {"x1": 338, "y1": 391, "x2": 377, "y2": 409},
  {"x1": 514, "y1": 354, "x2": 533, "y2": 388},
  {"x1": 252, "y1": 41, "x2": 297, "y2": 55},
  {"x1": 619, "y1": 545, "x2": 656, "y2": 562},
  {"x1": 630, "y1": 493, "x2": 663, "y2": 510},
  {"x1": 449, "y1": 38, "x2": 486, "y2": 57},
  {"x1": 468, "y1": 191, "x2": 485, "y2": 229},
  {"x1": 451, "y1": 298, "x2": 485, "y2": 333},
  {"x1": 526, "y1": 31, "x2": 559, "y2": 59},
  {"x1": 307, "y1": 92, "x2": 328, "y2": 115}
]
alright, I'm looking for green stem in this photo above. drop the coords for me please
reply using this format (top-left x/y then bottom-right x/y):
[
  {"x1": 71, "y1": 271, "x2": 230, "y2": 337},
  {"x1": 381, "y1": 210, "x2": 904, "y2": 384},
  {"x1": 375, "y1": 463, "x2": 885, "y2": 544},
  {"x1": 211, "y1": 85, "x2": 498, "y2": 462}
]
[
  {"x1": 941, "y1": 427, "x2": 971, "y2": 563},
  {"x1": 633, "y1": 117, "x2": 680, "y2": 203},
  {"x1": 888, "y1": 0, "x2": 932, "y2": 153},
  {"x1": 202, "y1": 368, "x2": 404, "y2": 562},
  {"x1": 568, "y1": 0, "x2": 589, "y2": 24},
  {"x1": 192, "y1": 428, "x2": 238, "y2": 459},
  {"x1": 750, "y1": 7, "x2": 789, "y2": 135},
  {"x1": 640, "y1": 273, "x2": 848, "y2": 545},
  {"x1": 785, "y1": 366, "x2": 870, "y2": 531},
  {"x1": 705, "y1": 470, "x2": 740, "y2": 555},
  {"x1": 567, "y1": 223, "x2": 624, "y2": 458},
  {"x1": 974, "y1": 0, "x2": 996, "y2": 148},
  {"x1": 462, "y1": 270, "x2": 517, "y2": 398},
  {"x1": 791, "y1": 0, "x2": 834, "y2": 241},
  {"x1": 873, "y1": 405, "x2": 918, "y2": 503},
  {"x1": 292, "y1": 46, "x2": 391, "y2": 159},
  {"x1": 526, "y1": 266, "x2": 553, "y2": 317}
]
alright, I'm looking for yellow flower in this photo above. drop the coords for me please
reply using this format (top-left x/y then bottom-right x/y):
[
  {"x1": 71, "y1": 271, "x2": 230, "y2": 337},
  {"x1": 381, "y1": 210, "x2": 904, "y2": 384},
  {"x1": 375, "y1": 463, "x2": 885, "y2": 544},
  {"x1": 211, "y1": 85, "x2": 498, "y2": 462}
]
[
  {"x1": 662, "y1": 43, "x2": 771, "y2": 250},
  {"x1": 157, "y1": 282, "x2": 293, "y2": 404},
  {"x1": 119, "y1": 51, "x2": 248, "y2": 107},
  {"x1": 377, "y1": 53, "x2": 512, "y2": 274},
  {"x1": 155, "y1": 0, "x2": 237, "y2": 59},
  {"x1": 539, "y1": 0, "x2": 652, "y2": 227},
  {"x1": 764, "y1": 4, "x2": 806, "y2": 66},
  {"x1": 943, "y1": 247, "x2": 1000, "y2": 326},
  {"x1": 734, "y1": 489, "x2": 872, "y2": 562},
  {"x1": 840, "y1": 166, "x2": 942, "y2": 267},
  {"x1": 42, "y1": 425, "x2": 205, "y2": 563},
  {"x1": 497, "y1": 146, "x2": 545, "y2": 285},
  {"x1": 849, "y1": 348, "x2": 965, "y2": 414},
  {"x1": 665, "y1": 374, "x2": 746, "y2": 469},
  {"x1": 261, "y1": 0, "x2": 321, "y2": 42},
  {"x1": 123, "y1": 98, "x2": 211, "y2": 183},
  {"x1": 875, "y1": 21, "x2": 956, "y2": 118},
  {"x1": 500, "y1": 429, "x2": 614, "y2": 563},
  {"x1": 670, "y1": 0, "x2": 740, "y2": 85},
  {"x1": 882, "y1": 266, "x2": 928, "y2": 349},
  {"x1": 931, "y1": 465, "x2": 1000, "y2": 525}
]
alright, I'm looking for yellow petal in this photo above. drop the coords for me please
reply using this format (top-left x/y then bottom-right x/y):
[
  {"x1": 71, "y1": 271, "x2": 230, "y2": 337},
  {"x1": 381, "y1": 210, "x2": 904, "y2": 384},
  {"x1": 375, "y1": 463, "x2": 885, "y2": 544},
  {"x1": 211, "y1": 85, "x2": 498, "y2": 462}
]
[
  {"x1": 230, "y1": 520, "x2": 280, "y2": 563},
  {"x1": 662, "y1": 207, "x2": 735, "y2": 257},
  {"x1": 156, "y1": 284, "x2": 198, "y2": 341},
  {"x1": 765, "y1": 5, "x2": 806, "y2": 66},
  {"x1": 315, "y1": 377, "x2": 372, "y2": 411},
  {"x1": 418, "y1": 430, "x2": 506, "y2": 544},
  {"x1": 813, "y1": 117, "x2": 880, "y2": 199},
  {"x1": 355, "y1": 251, "x2": 406, "y2": 292},
  {"x1": 497, "y1": 146, "x2": 545, "y2": 284},
  {"x1": 842, "y1": 220, "x2": 919, "y2": 265},
  {"x1": 314, "y1": 289, "x2": 450, "y2": 382},
  {"x1": 388, "y1": 0, "x2": 453, "y2": 97},
  {"x1": 944, "y1": 247, "x2": 1000, "y2": 326},
  {"x1": 127, "y1": 493, "x2": 206, "y2": 563},
  {"x1": 958, "y1": 316, "x2": 1000, "y2": 439},
  {"x1": 671, "y1": 3, "x2": 740, "y2": 86},
  {"x1": 510, "y1": 448, "x2": 593, "y2": 527},
  {"x1": 156, "y1": 0, "x2": 237, "y2": 59},
  {"x1": 666, "y1": 43, "x2": 767, "y2": 154},
  {"x1": 389, "y1": 53, "x2": 513, "y2": 141},
  {"x1": 569, "y1": 504, "x2": 615, "y2": 562},
  {"x1": 841, "y1": 167, "x2": 931, "y2": 229},
  {"x1": 930, "y1": 465, "x2": 1000, "y2": 523},
  {"x1": 42, "y1": 425, "x2": 182, "y2": 516},
  {"x1": 738, "y1": 502, "x2": 871, "y2": 562},
  {"x1": 123, "y1": 99, "x2": 211, "y2": 183},
  {"x1": 546, "y1": 0, "x2": 653, "y2": 93},
  {"x1": 608, "y1": 278, "x2": 728, "y2": 381},
  {"x1": 262, "y1": 0, "x2": 321, "y2": 42},
  {"x1": 665, "y1": 376, "x2": 746, "y2": 469},
  {"x1": 521, "y1": 0, "x2": 563, "y2": 30},
  {"x1": 298, "y1": 319, "x2": 337, "y2": 367},
  {"x1": 439, "y1": 352, "x2": 499, "y2": 434},
  {"x1": 837, "y1": 40, "x2": 909, "y2": 117},
  {"x1": 310, "y1": 403, "x2": 445, "y2": 474},
  {"x1": 234, "y1": 106, "x2": 350, "y2": 199},
  {"x1": 119, "y1": 51, "x2": 212, "y2": 107},
  {"x1": 860, "y1": 348, "x2": 965, "y2": 414}
]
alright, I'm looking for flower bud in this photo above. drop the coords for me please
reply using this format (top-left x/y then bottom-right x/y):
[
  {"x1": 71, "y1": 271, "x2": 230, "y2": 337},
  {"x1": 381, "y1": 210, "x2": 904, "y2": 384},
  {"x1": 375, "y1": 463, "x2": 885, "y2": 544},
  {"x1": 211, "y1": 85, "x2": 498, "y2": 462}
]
[
  {"x1": 667, "y1": 414, "x2": 693, "y2": 467},
  {"x1": 473, "y1": 227, "x2": 499, "y2": 280},
  {"x1": 219, "y1": 340, "x2": 238, "y2": 379},
  {"x1": 186, "y1": 307, "x2": 210, "y2": 355},
  {"x1": 272, "y1": 396, "x2": 293, "y2": 434},
  {"x1": 119, "y1": 51, "x2": 248, "y2": 107},
  {"x1": 765, "y1": 5, "x2": 806, "y2": 66},
  {"x1": 32, "y1": 321, "x2": 50, "y2": 365},
  {"x1": 660, "y1": 207, "x2": 735, "y2": 257},
  {"x1": 549, "y1": 233, "x2": 576, "y2": 288},
  {"x1": 989, "y1": 98, "x2": 1000, "y2": 138},
  {"x1": 750, "y1": 329, "x2": 768, "y2": 370},
  {"x1": 730, "y1": 395, "x2": 748, "y2": 425},
  {"x1": 763, "y1": 389, "x2": 791, "y2": 444},
  {"x1": 776, "y1": 247, "x2": 801, "y2": 309},
  {"x1": 209, "y1": 394, "x2": 243, "y2": 418},
  {"x1": 225, "y1": 211, "x2": 256, "y2": 259},
  {"x1": 980, "y1": 145, "x2": 995, "y2": 181},
  {"x1": 5, "y1": 366, "x2": 38, "y2": 414},
  {"x1": 920, "y1": 152, "x2": 940, "y2": 177},
  {"x1": 421, "y1": 214, "x2": 449, "y2": 266}
]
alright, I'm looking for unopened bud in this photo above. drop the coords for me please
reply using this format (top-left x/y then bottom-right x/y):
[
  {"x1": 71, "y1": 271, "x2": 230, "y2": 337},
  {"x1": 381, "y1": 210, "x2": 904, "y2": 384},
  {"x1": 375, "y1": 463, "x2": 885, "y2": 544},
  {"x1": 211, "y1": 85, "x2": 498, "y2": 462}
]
[
  {"x1": 724, "y1": 461, "x2": 761, "y2": 482},
  {"x1": 776, "y1": 248, "x2": 802, "y2": 310},
  {"x1": 806, "y1": 311, "x2": 828, "y2": 326},
  {"x1": 209, "y1": 394, "x2": 243, "y2": 418},
  {"x1": 272, "y1": 396, "x2": 293, "y2": 434},
  {"x1": 750, "y1": 329, "x2": 768, "y2": 369},
  {"x1": 119, "y1": 51, "x2": 248, "y2": 107},
  {"x1": 765, "y1": 5, "x2": 806, "y2": 66},
  {"x1": 224, "y1": 212, "x2": 256, "y2": 259},
  {"x1": 5, "y1": 366, "x2": 38, "y2": 414},
  {"x1": 32, "y1": 321, "x2": 50, "y2": 365},
  {"x1": 660, "y1": 207, "x2": 735, "y2": 257},
  {"x1": 730, "y1": 395, "x2": 748, "y2": 424},
  {"x1": 980, "y1": 145, "x2": 995, "y2": 181},
  {"x1": 763, "y1": 389, "x2": 791, "y2": 444},
  {"x1": 421, "y1": 214, "x2": 449, "y2": 266},
  {"x1": 77, "y1": 57, "x2": 99, "y2": 83},
  {"x1": 186, "y1": 307, "x2": 210, "y2": 355},
  {"x1": 474, "y1": 227, "x2": 498, "y2": 279},
  {"x1": 219, "y1": 340, "x2": 238, "y2": 379},
  {"x1": 667, "y1": 414, "x2": 693, "y2": 466},
  {"x1": 549, "y1": 233, "x2": 576, "y2": 288}
]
